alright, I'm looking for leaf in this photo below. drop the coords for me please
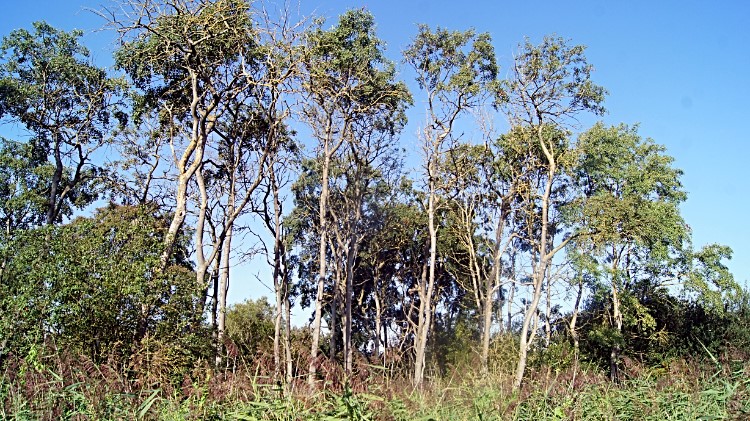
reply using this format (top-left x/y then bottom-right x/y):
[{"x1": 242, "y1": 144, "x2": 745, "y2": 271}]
[{"x1": 137, "y1": 389, "x2": 161, "y2": 420}]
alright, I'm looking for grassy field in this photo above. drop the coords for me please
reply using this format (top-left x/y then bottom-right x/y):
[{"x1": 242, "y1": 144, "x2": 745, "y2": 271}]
[{"x1": 2, "y1": 349, "x2": 748, "y2": 420}]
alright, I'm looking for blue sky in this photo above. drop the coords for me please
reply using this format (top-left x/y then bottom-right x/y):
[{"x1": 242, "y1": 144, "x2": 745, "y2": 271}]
[{"x1": 3, "y1": 1, "x2": 749, "y2": 309}]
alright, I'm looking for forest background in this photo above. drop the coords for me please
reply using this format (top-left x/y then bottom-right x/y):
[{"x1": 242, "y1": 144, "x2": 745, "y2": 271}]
[
  {"x1": 4, "y1": 0, "x2": 747, "y2": 312},
  {"x1": 1, "y1": 1, "x2": 749, "y2": 419}
]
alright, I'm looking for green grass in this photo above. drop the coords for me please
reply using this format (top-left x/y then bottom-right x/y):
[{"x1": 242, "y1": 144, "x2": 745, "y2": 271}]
[{"x1": 2, "y1": 356, "x2": 748, "y2": 420}]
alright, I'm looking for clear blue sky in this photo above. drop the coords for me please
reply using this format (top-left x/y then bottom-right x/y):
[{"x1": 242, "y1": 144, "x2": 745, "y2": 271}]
[{"x1": 3, "y1": 1, "x2": 749, "y2": 309}]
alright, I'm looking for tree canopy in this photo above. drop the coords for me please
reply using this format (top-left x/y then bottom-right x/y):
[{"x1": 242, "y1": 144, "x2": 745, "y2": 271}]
[{"x1": 0, "y1": 5, "x2": 746, "y2": 402}]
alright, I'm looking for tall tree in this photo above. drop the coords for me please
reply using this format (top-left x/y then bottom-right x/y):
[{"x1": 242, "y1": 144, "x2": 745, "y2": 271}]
[
  {"x1": 110, "y1": 0, "x2": 258, "y2": 270},
  {"x1": 248, "y1": 5, "x2": 309, "y2": 385},
  {"x1": 573, "y1": 122, "x2": 688, "y2": 381},
  {"x1": 403, "y1": 25, "x2": 497, "y2": 387},
  {"x1": 300, "y1": 9, "x2": 410, "y2": 386},
  {"x1": 330, "y1": 138, "x2": 405, "y2": 373},
  {"x1": 257, "y1": 136, "x2": 296, "y2": 383},
  {"x1": 0, "y1": 22, "x2": 123, "y2": 226},
  {"x1": 500, "y1": 36, "x2": 606, "y2": 390},
  {"x1": 439, "y1": 137, "x2": 518, "y2": 374}
]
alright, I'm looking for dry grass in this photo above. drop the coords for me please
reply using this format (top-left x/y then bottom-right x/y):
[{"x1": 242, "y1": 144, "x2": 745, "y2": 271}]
[{"x1": 2, "y1": 342, "x2": 748, "y2": 420}]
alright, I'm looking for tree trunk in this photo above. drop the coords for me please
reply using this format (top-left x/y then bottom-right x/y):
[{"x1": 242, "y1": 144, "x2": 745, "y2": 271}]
[
  {"x1": 507, "y1": 280, "x2": 515, "y2": 333},
  {"x1": 514, "y1": 160, "x2": 555, "y2": 390},
  {"x1": 46, "y1": 139, "x2": 63, "y2": 226},
  {"x1": 413, "y1": 185, "x2": 436, "y2": 387},
  {"x1": 610, "y1": 278, "x2": 623, "y2": 383},
  {"x1": 570, "y1": 276, "x2": 583, "y2": 388},
  {"x1": 514, "y1": 262, "x2": 546, "y2": 389},
  {"x1": 160, "y1": 71, "x2": 214, "y2": 271},
  {"x1": 480, "y1": 280, "x2": 494, "y2": 374},
  {"x1": 545, "y1": 274, "x2": 552, "y2": 348},
  {"x1": 215, "y1": 172, "x2": 236, "y2": 367},
  {"x1": 329, "y1": 260, "x2": 341, "y2": 360},
  {"x1": 283, "y1": 275, "x2": 293, "y2": 386},
  {"x1": 344, "y1": 238, "x2": 355, "y2": 374},
  {"x1": 215, "y1": 224, "x2": 233, "y2": 367},
  {"x1": 481, "y1": 216, "x2": 508, "y2": 373},
  {"x1": 160, "y1": 172, "x2": 192, "y2": 270},
  {"x1": 373, "y1": 274, "x2": 382, "y2": 363},
  {"x1": 274, "y1": 260, "x2": 284, "y2": 382},
  {"x1": 194, "y1": 166, "x2": 219, "y2": 329},
  {"x1": 210, "y1": 252, "x2": 221, "y2": 331},
  {"x1": 308, "y1": 152, "x2": 331, "y2": 388}
]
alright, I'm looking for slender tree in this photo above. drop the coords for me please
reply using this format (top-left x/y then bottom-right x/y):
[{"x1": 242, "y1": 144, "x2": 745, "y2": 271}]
[
  {"x1": 109, "y1": 0, "x2": 258, "y2": 271},
  {"x1": 300, "y1": 9, "x2": 410, "y2": 386},
  {"x1": 403, "y1": 25, "x2": 498, "y2": 387},
  {"x1": 500, "y1": 36, "x2": 606, "y2": 390}
]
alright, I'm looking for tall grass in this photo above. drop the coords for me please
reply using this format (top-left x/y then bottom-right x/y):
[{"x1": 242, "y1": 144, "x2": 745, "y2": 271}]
[{"x1": 2, "y1": 346, "x2": 748, "y2": 420}]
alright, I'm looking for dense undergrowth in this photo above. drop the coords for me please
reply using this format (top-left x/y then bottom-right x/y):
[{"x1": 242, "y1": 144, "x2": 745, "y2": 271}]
[{"x1": 2, "y1": 342, "x2": 748, "y2": 420}]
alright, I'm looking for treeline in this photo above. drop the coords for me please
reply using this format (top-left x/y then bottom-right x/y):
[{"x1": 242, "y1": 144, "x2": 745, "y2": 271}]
[{"x1": 0, "y1": 0, "x2": 748, "y2": 396}]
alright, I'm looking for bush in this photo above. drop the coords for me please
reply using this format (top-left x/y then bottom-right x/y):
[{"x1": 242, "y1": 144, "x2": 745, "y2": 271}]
[{"x1": 0, "y1": 204, "x2": 207, "y2": 370}]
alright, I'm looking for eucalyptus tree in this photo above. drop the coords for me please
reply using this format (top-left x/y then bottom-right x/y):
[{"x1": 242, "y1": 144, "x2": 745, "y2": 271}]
[
  {"x1": 197, "y1": 104, "x2": 273, "y2": 364},
  {"x1": 110, "y1": 2, "x2": 306, "y2": 365},
  {"x1": 331, "y1": 107, "x2": 408, "y2": 373},
  {"x1": 353, "y1": 182, "x2": 425, "y2": 366},
  {"x1": 198, "y1": 9, "x2": 305, "y2": 365},
  {"x1": 564, "y1": 243, "x2": 598, "y2": 380},
  {"x1": 109, "y1": 0, "x2": 260, "y2": 271},
  {"x1": 485, "y1": 140, "x2": 544, "y2": 364},
  {"x1": 499, "y1": 36, "x2": 606, "y2": 390},
  {"x1": 438, "y1": 142, "x2": 495, "y2": 373},
  {"x1": 247, "y1": 7, "x2": 311, "y2": 384},
  {"x1": 439, "y1": 129, "x2": 526, "y2": 374},
  {"x1": 256, "y1": 134, "x2": 297, "y2": 383},
  {"x1": 403, "y1": 25, "x2": 498, "y2": 387},
  {"x1": 0, "y1": 22, "x2": 124, "y2": 226},
  {"x1": 300, "y1": 9, "x2": 410, "y2": 385},
  {"x1": 331, "y1": 141, "x2": 406, "y2": 373}
]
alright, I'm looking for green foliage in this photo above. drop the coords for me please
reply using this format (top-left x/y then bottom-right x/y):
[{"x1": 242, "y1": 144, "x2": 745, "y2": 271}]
[
  {"x1": 225, "y1": 298, "x2": 275, "y2": 362},
  {"x1": 115, "y1": 0, "x2": 255, "y2": 115},
  {"x1": 303, "y1": 8, "x2": 411, "y2": 135},
  {"x1": 404, "y1": 24, "x2": 498, "y2": 122},
  {"x1": 428, "y1": 310, "x2": 480, "y2": 376},
  {"x1": 0, "y1": 21, "x2": 123, "y2": 130},
  {"x1": 0, "y1": 7, "x2": 748, "y2": 420},
  {"x1": 0, "y1": 21, "x2": 123, "y2": 225},
  {"x1": 686, "y1": 244, "x2": 741, "y2": 312},
  {"x1": 0, "y1": 204, "x2": 203, "y2": 363},
  {"x1": 502, "y1": 35, "x2": 607, "y2": 118},
  {"x1": 405, "y1": 24, "x2": 498, "y2": 94},
  {"x1": 577, "y1": 280, "x2": 750, "y2": 368},
  {"x1": 0, "y1": 139, "x2": 48, "y2": 233},
  {"x1": 574, "y1": 122, "x2": 687, "y2": 249}
]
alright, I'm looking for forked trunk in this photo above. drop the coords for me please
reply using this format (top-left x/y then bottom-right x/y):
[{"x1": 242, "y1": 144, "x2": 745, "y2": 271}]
[{"x1": 413, "y1": 191, "x2": 436, "y2": 387}]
